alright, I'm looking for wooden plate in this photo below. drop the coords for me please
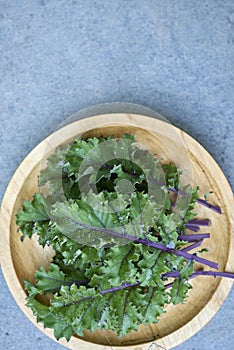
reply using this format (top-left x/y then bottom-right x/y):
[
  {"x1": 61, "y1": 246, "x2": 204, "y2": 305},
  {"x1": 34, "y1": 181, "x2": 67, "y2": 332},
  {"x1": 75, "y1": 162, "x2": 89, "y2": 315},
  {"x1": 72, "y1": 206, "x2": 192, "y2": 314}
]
[{"x1": 0, "y1": 114, "x2": 233, "y2": 350}]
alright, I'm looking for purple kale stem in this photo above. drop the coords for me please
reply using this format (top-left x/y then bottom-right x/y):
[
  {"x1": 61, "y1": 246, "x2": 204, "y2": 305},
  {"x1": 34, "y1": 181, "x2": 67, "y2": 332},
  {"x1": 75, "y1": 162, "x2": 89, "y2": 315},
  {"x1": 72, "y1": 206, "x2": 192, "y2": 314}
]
[
  {"x1": 167, "y1": 187, "x2": 177, "y2": 193},
  {"x1": 136, "y1": 237, "x2": 218, "y2": 269},
  {"x1": 196, "y1": 198, "x2": 222, "y2": 214},
  {"x1": 188, "y1": 219, "x2": 211, "y2": 226},
  {"x1": 65, "y1": 269, "x2": 234, "y2": 306},
  {"x1": 165, "y1": 282, "x2": 174, "y2": 289},
  {"x1": 83, "y1": 270, "x2": 234, "y2": 299},
  {"x1": 178, "y1": 233, "x2": 210, "y2": 242},
  {"x1": 162, "y1": 271, "x2": 180, "y2": 278},
  {"x1": 64, "y1": 216, "x2": 218, "y2": 269},
  {"x1": 184, "y1": 224, "x2": 200, "y2": 232},
  {"x1": 181, "y1": 240, "x2": 203, "y2": 252},
  {"x1": 102, "y1": 270, "x2": 234, "y2": 296},
  {"x1": 190, "y1": 270, "x2": 234, "y2": 279},
  {"x1": 64, "y1": 271, "x2": 234, "y2": 306},
  {"x1": 101, "y1": 282, "x2": 140, "y2": 295},
  {"x1": 167, "y1": 188, "x2": 222, "y2": 214},
  {"x1": 167, "y1": 187, "x2": 188, "y2": 196},
  {"x1": 163, "y1": 270, "x2": 234, "y2": 291},
  {"x1": 63, "y1": 281, "x2": 141, "y2": 306}
]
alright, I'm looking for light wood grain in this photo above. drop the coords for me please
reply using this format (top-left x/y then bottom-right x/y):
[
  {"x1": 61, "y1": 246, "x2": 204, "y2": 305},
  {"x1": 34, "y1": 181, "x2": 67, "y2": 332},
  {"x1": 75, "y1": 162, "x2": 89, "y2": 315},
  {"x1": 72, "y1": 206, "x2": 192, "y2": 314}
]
[{"x1": 0, "y1": 114, "x2": 233, "y2": 350}]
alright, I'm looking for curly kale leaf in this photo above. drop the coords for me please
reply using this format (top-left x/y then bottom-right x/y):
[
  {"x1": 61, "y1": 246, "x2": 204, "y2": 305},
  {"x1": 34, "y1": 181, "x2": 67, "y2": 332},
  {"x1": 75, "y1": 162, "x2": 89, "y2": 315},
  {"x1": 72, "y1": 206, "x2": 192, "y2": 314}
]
[
  {"x1": 16, "y1": 193, "x2": 49, "y2": 240},
  {"x1": 50, "y1": 190, "x2": 167, "y2": 247},
  {"x1": 25, "y1": 262, "x2": 169, "y2": 338}
]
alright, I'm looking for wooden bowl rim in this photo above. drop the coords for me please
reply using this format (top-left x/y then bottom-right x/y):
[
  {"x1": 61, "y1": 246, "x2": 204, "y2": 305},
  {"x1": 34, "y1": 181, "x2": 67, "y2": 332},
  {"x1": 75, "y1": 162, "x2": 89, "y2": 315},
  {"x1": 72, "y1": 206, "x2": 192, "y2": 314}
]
[{"x1": 0, "y1": 113, "x2": 233, "y2": 350}]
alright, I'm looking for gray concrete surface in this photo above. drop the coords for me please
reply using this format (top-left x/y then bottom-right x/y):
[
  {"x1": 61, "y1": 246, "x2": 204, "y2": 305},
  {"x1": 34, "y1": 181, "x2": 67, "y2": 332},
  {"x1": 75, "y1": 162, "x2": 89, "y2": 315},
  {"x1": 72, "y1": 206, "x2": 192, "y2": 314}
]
[{"x1": 0, "y1": 0, "x2": 233, "y2": 349}]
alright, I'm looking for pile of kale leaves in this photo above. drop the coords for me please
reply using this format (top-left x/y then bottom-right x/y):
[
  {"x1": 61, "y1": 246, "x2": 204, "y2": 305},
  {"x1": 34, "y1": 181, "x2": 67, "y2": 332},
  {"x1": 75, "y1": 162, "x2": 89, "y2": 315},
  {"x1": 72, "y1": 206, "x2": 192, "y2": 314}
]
[{"x1": 16, "y1": 134, "x2": 232, "y2": 341}]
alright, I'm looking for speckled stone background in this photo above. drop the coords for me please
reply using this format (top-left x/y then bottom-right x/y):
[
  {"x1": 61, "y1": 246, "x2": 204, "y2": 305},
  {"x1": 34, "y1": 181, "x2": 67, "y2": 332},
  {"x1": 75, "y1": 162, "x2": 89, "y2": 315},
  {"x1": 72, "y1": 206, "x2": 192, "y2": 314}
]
[{"x1": 0, "y1": 1, "x2": 233, "y2": 349}]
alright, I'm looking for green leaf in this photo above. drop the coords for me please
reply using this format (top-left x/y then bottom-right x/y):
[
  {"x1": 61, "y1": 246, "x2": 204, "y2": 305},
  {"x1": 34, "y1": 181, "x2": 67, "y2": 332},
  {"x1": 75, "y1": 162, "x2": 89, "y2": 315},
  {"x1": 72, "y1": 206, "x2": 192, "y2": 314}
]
[
  {"x1": 16, "y1": 193, "x2": 49, "y2": 240},
  {"x1": 88, "y1": 243, "x2": 139, "y2": 288},
  {"x1": 170, "y1": 278, "x2": 192, "y2": 305},
  {"x1": 162, "y1": 163, "x2": 182, "y2": 188},
  {"x1": 25, "y1": 279, "x2": 73, "y2": 340}
]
